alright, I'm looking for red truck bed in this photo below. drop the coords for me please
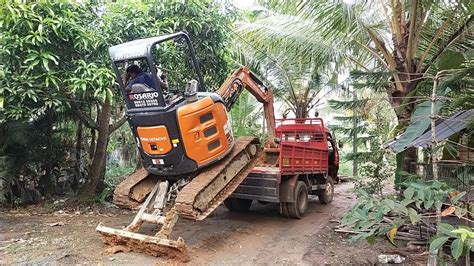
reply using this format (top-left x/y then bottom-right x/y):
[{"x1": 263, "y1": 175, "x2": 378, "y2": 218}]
[{"x1": 276, "y1": 118, "x2": 329, "y2": 175}]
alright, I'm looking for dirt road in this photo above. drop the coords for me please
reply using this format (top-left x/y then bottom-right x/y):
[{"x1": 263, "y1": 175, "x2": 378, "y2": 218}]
[{"x1": 1, "y1": 181, "x2": 396, "y2": 264}]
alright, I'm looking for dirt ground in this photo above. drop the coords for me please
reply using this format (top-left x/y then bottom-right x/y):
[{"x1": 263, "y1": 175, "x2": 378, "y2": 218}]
[{"x1": 1, "y1": 181, "x2": 424, "y2": 265}]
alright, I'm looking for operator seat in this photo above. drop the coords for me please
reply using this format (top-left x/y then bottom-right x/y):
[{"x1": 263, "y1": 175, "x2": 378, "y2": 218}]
[{"x1": 129, "y1": 83, "x2": 155, "y2": 93}]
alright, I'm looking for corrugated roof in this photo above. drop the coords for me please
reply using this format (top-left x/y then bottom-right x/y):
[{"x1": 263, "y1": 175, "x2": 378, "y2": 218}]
[{"x1": 386, "y1": 109, "x2": 474, "y2": 152}]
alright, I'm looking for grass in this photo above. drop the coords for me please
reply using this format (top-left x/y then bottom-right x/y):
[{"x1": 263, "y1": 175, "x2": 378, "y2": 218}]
[
  {"x1": 339, "y1": 160, "x2": 353, "y2": 176},
  {"x1": 105, "y1": 165, "x2": 136, "y2": 180},
  {"x1": 100, "y1": 165, "x2": 136, "y2": 202}
]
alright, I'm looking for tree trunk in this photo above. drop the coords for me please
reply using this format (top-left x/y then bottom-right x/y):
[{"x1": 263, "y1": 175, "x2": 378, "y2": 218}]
[
  {"x1": 42, "y1": 110, "x2": 56, "y2": 196},
  {"x1": 352, "y1": 92, "x2": 358, "y2": 178},
  {"x1": 73, "y1": 119, "x2": 83, "y2": 190},
  {"x1": 88, "y1": 128, "x2": 96, "y2": 160},
  {"x1": 81, "y1": 97, "x2": 111, "y2": 197},
  {"x1": 96, "y1": 138, "x2": 109, "y2": 193}
]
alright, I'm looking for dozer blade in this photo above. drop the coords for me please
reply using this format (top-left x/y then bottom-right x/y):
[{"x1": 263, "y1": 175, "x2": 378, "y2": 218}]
[
  {"x1": 175, "y1": 137, "x2": 261, "y2": 220},
  {"x1": 96, "y1": 224, "x2": 188, "y2": 261},
  {"x1": 98, "y1": 181, "x2": 189, "y2": 261}
]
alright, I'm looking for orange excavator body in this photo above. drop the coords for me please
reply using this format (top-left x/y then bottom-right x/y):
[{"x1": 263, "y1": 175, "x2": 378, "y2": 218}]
[{"x1": 97, "y1": 32, "x2": 278, "y2": 260}]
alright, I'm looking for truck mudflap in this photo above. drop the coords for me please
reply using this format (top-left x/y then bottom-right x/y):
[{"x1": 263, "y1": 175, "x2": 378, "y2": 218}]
[{"x1": 175, "y1": 137, "x2": 261, "y2": 220}]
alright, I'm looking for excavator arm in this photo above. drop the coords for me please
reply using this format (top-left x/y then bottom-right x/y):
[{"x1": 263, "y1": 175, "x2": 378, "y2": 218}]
[{"x1": 217, "y1": 66, "x2": 276, "y2": 144}]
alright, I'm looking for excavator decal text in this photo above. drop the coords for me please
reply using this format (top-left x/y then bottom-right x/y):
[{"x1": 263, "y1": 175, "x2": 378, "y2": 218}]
[
  {"x1": 140, "y1": 137, "x2": 167, "y2": 142},
  {"x1": 128, "y1": 92, "x2": 160, "y2": 100}
]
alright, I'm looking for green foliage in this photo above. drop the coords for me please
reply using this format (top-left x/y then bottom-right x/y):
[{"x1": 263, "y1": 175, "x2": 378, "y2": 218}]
[
  {"x1": 149, "y1": 0, "x2": 235, "y2": 89},
  {"x1": 344, "y1": 178, "x2": 474, "y2": 260},
  {"x1": 342, "y1": 180, "x2": 456, "y2": 242},
  {"x1": 330, "y1": 86, "x2": 396, "y2": 181},
  {"x1": 0, "y1": 0, "x2": 93, "y2": 121},
  {"x1": 0, "y1": 0, "x2": 235, "y2": 202},
  {"x1": 401, "y1": 180, "x2": 453, "y2": 210},
  {"x1": 239, "y1": 0, "x2": 473, "y2": 179},
  {"x1": 390, "y1": 88, "x2": 450, "y2": 153},
  {"x1": 100, "y1": 165, "x2": 135, "y2": 202},
  {"x1": 437, "y1": 51, "x2": 466, "y2": 71},
  {"x1": 230, "y1": 91, "x2": 263, "y2": 138},
  {"x1": 1, "y1": 0, "x2": 234, "y2": 117},
  {"x1": 354, "y1": 145, "x2": 394, "y2": 197},
  {"x1": 430, "y1": 226, "x2": 474, "y2": 260}
]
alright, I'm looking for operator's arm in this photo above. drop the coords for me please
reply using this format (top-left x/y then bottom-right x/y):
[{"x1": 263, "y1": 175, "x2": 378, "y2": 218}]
[
  {"x1": 123, "y1": 73, "x2": 133, "y2": 93},
  {"x1": 158, "y1": 73, "x2": 169, "y2": 91}
]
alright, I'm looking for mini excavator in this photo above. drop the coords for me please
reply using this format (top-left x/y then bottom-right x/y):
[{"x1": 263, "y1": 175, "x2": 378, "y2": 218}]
[{"x1": 96, "y1": 32, "x2": 278, "y2": 259}]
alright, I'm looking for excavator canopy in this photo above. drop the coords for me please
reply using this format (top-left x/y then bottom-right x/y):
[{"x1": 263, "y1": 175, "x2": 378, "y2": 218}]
[{"x1": 109, "y1": 31, "x2": 207, "y2": 108}]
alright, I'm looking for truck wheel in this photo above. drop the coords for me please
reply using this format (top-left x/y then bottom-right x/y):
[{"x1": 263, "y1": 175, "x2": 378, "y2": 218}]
[
  {"x1": 318, "y1": 177, "x2": 334, "y2": 204},
  {"x1": 286, "y1": 181, "x2": 308, "y2": 219},
  {"x1": 224, "y1": 198, "x2": 252, "y2": 212}
]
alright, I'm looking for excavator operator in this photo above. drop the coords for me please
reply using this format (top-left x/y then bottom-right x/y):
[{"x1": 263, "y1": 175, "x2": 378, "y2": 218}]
[{"x1": 125, "y1": 65, "x2": 169, "y2": 93}]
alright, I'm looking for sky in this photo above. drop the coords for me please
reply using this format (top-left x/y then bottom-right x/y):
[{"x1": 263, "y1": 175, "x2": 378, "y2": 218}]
[{"x1": 231, "y1": 0, "x2": 257, "y2": 10}]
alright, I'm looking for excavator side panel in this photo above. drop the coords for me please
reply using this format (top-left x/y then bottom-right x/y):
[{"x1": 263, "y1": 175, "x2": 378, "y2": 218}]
[{"x1": 177, "y1": 96, "x2": 233, "y2": 167}]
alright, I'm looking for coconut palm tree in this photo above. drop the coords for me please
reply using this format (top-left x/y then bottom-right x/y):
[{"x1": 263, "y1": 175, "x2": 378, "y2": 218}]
[{"x1": 237, "y1": 0, "x2": 473, "y2": 173}]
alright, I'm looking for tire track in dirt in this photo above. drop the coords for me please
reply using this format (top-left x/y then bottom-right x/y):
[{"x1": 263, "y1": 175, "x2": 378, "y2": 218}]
[
  {"x1": 2, "y1": 182, "x2": 358, "y2": 265},
  {"x1": 172, "y1": 181, "x2": 356, "y2": 264}
]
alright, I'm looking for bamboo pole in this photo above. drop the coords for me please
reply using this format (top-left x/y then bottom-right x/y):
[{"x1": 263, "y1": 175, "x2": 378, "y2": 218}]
[
  {"x1": 352, "y1": 90, "x2": 358, "y2": 178},
  {"x1": 427, "y1": 75, "x2": 440, "y2": 266}
]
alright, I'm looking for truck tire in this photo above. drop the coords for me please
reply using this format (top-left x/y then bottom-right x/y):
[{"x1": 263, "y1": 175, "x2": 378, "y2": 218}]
[
  {"x1": 285, "y1": 181, "x2": 308, "y2": 219},
  {"x1": 318, "y1": 177, "x2": 334, "y2": 204},
  {"x1": 224, "y1": 198, "x2": 252, "y2": 212}
]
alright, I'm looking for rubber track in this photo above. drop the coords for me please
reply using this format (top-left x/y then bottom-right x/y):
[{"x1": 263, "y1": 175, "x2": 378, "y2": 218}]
[
  {"x1": 175, "y1": 137, "x2": 260, "y2": 220},
  {"x1": 113, "y1": 168, "x2": 152, "y2": 209}
]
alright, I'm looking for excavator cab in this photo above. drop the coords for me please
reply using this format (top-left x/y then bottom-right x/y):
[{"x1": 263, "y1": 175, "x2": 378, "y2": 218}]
[{"x1": 109, "y1": 32, "x2": 233, "y2": 177}]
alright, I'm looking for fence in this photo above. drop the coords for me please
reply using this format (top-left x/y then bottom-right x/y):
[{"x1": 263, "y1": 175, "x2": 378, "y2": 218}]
[{"x1": 417, "y1": 161, "x2": 474, "y2": 190}]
